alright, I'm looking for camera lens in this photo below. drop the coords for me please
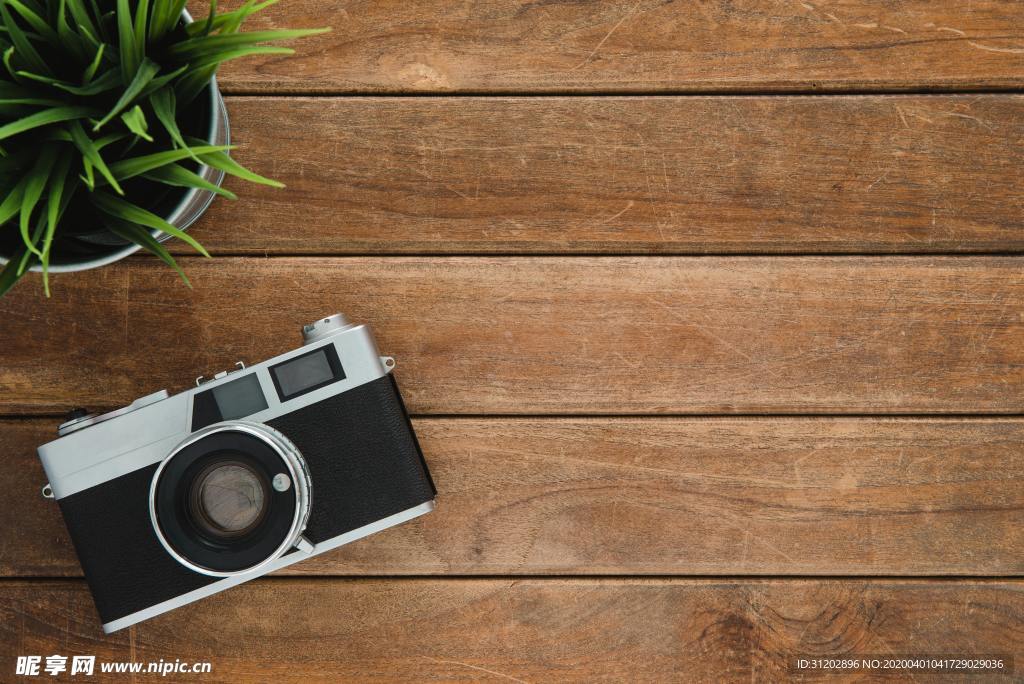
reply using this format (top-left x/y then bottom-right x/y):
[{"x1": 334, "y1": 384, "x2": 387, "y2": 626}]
[
  {"x1": 152, "y1": 424, "x2": 310, "y2": 576},
  {"x1": 187, "y1": 459, "x2": 269, "y2": 539}
]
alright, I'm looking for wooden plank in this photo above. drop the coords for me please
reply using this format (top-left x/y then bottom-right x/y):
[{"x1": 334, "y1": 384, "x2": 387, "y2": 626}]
[
  {"x1": 181, "y1": 96, "x2": 1024, "y2": 254},
  {"x1": 1, "y1": 257, "x2": 1022, "y2": 415},
  {"x1": 3, "y1": 417, "x2": 1022, "y2": 577},
  {"x1": 197, "y1": 0, "x2": 1024, "y2": 93},
  {"x1": 0, "y1": 579, "x2": 1020, "y2": 681}
]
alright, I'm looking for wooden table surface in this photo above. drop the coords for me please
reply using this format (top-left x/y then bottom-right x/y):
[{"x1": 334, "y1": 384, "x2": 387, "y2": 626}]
[{"x1": 2, "y1": 1, "x2": 1024, "y2": 681}]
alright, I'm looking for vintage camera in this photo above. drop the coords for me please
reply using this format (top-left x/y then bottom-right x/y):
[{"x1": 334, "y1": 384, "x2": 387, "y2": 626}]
[{"x1": 38, "y1": 314, "x2": 435, "y2": 633}]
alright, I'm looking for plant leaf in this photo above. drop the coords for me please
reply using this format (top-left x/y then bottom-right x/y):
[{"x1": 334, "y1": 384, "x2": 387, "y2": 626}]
[
  {"x1": 89, "y1": 0, "x2": 112, "y2": 42},
  {"x1": 93, "y1": 57, "x2": 157, "y2": 129},
  {"x1": 142, "y1": 162, "x2": 237, "y2": 199},
  {"x1": 19, "y1": 145, "x2": 58, "y2": 257},
  {"x1": 93, "y1": 131, "x2": 127, "y2": 150},
  {"x1": 16, "y1": 211, "x2": 45, "y2": 274},
  {"x1": 120, "y1": 104, "x2": 152, "y2": 140},
  {"x1": 0, "y1": 80, "x2": 64, "y2": 104},
  {"x1": 55, "y1": 0, "x2": 85, "y2": 61},
  {"x1": 148, "y1": 86, "x2": 191, "y2": 153},
  {"x1": 223, "y1": 0, "x2": 279, "y2": 34},
  {"x1": 75, "y1": 20, "x2": 100, "y2": 49},
  {"x1": 132, "y1": 0, "x2": 148, "y2": 67},
  {"x1": 47, "y1": 127, "x2": 125, "y2": 147},
  {"x1": 64, "y1": 0, "x2": 98, "y2": 43},
  {"x1": 173, "y1": 44, "x2": 296, "y2": 104},
  {"x1": 186, "y1": 0, "x2": 262, "y2": 35},
  {"x1": 0, "y1": 2, "x2": 50, "y2": 75},
  {"x1": 87, "y1": 0, "x2": 108, "y2": 42},
  {"x1": 67, "y1": 120, "x2": 123, "y2": 194},
  {"x1": 105, "y1": 218, "x2": 191, "y2": 287},
  {"x1": 202, "y1": 0, "x2": 217, "y2": 37},
  {"x1": 4, "y1": 0, "x2": 60, "y2": 46},
  {"x1": 188, "y1": 45, "x2": 294, "y2": 70},
  {"x1": 80, "y1": 155, "x2": 94, "y2": 188},
  {"x1": 186, "y1": 139, "x2": 283, "y2": 187},
  {"x1": 0, "y1": 176, "x2": 26, "y2": 225},
  {"x1": 91, "y1": 191, "x2": 210, "y2": 257},
  {"x1": 0, "y1": 248, "x2": 27, "y2": 297},
  {"x1": 18, "y1": 67, "x2": 121, "y2": 95},
  {"x1": 150, "y1": 0, "x2": 186, "y2": 42},
  {"x1": 40, "y1": 149, "x2": 74, "y2": 296},
  {"x1": 0, "y1": 95, "x2": 64, "y2": 105},
  {"x1": 0, "y1": 105, "x2": 94, "y2": 141},
  {"x1": 170, "y1": 28, "x2": 328, "y2": 58},
  {"x1": 116, "y1": 0, "x2": 136, "y2": 82},
  {"x1": 82, "y1": 42, "x2": 104, "y2": 83},
  {"x1": 173, "y1": 63, "x2": 216, "y2": 106},
  {"x1": 134, "y1": 63, "x2": 185, "y2": 100},
  {"x1": 3, "y1": 46, "x2": 21, "y2": 82},
  {"x1": 107, "y1": 143, "x2": 232, "y2": 180}
]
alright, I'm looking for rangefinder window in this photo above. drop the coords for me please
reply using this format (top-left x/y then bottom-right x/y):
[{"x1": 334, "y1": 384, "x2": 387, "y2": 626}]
[
  {"x1": 191, "y1": 374, "x2": 268, "y2": 431},
  {"x1": 270, "y1": 345, "x2": 344, "y2": 401}
]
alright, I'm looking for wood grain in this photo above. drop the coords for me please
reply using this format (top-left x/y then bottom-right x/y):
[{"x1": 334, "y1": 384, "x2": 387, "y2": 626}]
[
  {"x1": 1, "y1": 257, "x2": 1022, "y2": 415},
  {"x1": 3, "y1": 417, "x2": 1022, "y2": 578},
  {"x1": 0, "y1": 579, "x2": 1020, "y2": 681},
  {"x1": 2, "y1": 0, "x2": 1020, "y2": 675},
  {"x1": 195, "y1": 0, "x2": 1024, "y2": 93},
  {"x1": 181, "y1": 96, "x2": 1024, "y2": 255}
]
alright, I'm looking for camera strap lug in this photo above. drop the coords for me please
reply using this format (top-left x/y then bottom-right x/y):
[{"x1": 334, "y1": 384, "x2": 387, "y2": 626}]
[
  {"x1": 41, "y1": 483, "x2": 54, "y2": 500},
  {"x1": 380, "y1": 356, "x2": 395, "y2": 374}
]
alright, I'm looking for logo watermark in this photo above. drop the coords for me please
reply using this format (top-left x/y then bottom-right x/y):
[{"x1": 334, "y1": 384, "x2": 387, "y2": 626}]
[
  {"x1": 16, "y1": 655, "x2": 211, "y2": 677},
  {"x1": 790, "y1": 655, "x2": 1012, "y2": 674}
]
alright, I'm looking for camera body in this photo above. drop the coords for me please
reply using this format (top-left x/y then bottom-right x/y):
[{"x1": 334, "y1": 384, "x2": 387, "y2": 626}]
[{"x1": 38, "y1": 314, "x2": 435, "y2": 633}]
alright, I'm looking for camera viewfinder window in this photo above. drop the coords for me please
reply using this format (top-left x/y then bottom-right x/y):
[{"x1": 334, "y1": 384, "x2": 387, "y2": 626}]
[
  {"x1": 270, "y1": 346, "x2": 344, "y2": 401},
  {"x1": 212, "y1": 374, "x2": 269, "y2": 420},
  {"x1": 191, "y1": 374, "x2": 270, "y2": 431}
]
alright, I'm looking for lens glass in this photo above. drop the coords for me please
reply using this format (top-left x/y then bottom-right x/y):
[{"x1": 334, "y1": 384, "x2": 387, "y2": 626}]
[{"x1": 188, "y1": 459, "x2": 269, "y2": 539}]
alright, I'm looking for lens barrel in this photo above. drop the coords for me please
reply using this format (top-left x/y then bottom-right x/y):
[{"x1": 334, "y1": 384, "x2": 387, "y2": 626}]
[{"x1": 149, "y1": 423, "x2": 311, "y2": 577}]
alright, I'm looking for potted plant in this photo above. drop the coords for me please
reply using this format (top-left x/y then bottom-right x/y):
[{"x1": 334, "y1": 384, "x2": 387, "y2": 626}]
[{"x1": 0, "y1": 0, "x2": 326, "y2": 296}]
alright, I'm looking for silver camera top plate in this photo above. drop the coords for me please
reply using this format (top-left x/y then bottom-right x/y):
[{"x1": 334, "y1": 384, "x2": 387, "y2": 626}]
[{"x1": 39, "y1": 314, "x2": 393, "y2": 500}]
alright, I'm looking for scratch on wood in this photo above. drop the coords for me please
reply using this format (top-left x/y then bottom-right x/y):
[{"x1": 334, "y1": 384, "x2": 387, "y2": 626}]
[
  {"x1": 894, "y1": 105, "x2": 909, "y2": 129},
  {"x1": 933, "y1": 25, "x2": 1024, "y2": 54},
  {"x1": 651, "y1": 299, "x2": 779, "y2": 376},
  {"x1": 967, "y1": 41, "x2": 1024, "y2": 54},
  {"x1": 596, "y1": 200, "x2": 635, "y2": 226},
  {"x1": 901, "y1": 107, "x2": 934, "y2": 124},
  {"x1": 419, "y1": 655, "x2": 531, "y2": 683},
  {"x1": 934, "y1": 110, "x2": 994, "y2": 131},
  {"x1": 567, "y1": 0, "x2": 644, "y2": 72}
]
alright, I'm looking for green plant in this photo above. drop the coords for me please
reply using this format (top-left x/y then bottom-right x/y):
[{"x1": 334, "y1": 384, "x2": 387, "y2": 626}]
[{"x1": 0, "y1": 0, "x2": 327, "y2": 296}]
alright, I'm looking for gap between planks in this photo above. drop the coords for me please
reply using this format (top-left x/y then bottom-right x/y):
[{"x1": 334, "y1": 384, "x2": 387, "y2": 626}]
[
  {"x1": 216, "y1": 88, "x2": 1024, "y2": 98},
  {"x1": 2, "y1": 576, "x2": 1022, "y2": 584}
]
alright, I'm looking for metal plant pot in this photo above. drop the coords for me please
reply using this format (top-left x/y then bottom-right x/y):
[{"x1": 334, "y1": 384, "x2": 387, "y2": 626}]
[
  {"x1": 1, "y1": 83, "x2": 228, "y2": 273},
  {"x1": 0, "y1": 11, "x2": 229, "y2": 274}
]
